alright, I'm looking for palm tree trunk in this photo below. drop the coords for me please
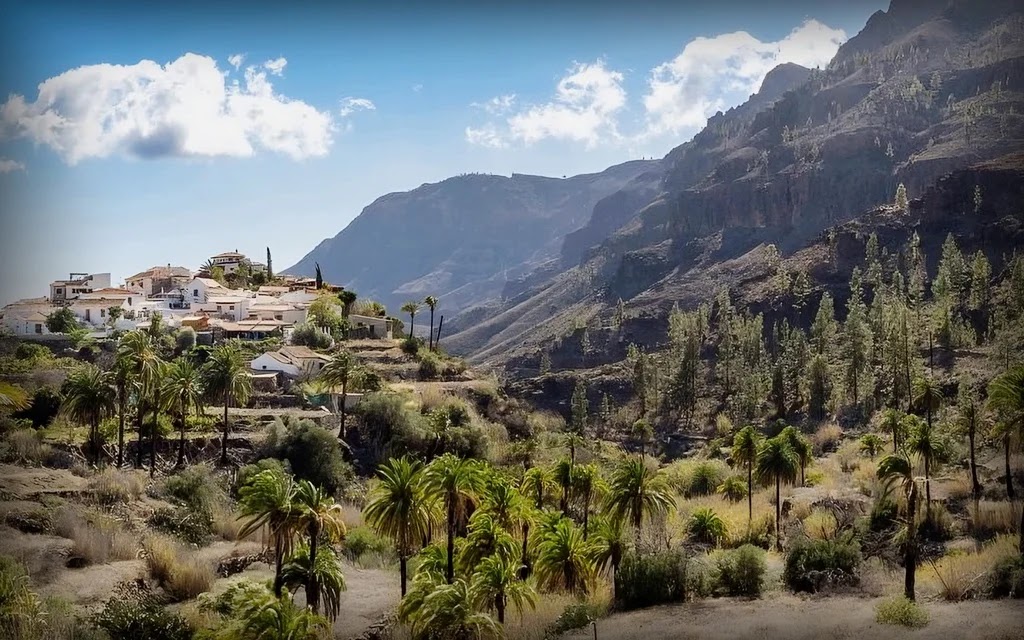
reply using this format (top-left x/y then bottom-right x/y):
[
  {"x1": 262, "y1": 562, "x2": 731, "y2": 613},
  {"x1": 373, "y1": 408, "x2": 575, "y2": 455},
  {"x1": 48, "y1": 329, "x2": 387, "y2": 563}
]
[
  {"x1": 924, "y1": 456, "x2": 931, "y2": 521},
  {"x1": 429, "y1": 308, "x2": 435, "y2": 351},
  {"x1": 520, "y1": 523, "x2": 530, "y2": 579},
  {"x1": 582, "y1": 494, "x2": 590, "y2": 540},
  {"x1": 338, "y1": 381, "x2": 347, "y2": 440},
  {"x1": 775, "y1": 476, "x2": 782, "y2": 551},
  {"x1": 135, "y1": 404, "x2": 145, "y2": 468},
  {"x1": 273, "y1": 536, "x2": 284, "y2": 598},
  {"x1": 905, "y1": 491, "x2": 917, "y2": 601},
  {"x1": 117, "y1": 392, "x2": 126, "y2": 468},
  {"x1": 176, "y1": 411, "x2": 186, "y2": 468},
  {"x1": 496, "y1": 593, "x2": 505, "y2": 625},
  {"x1": 220, "y1": 391, "x2": 230, "y2": 466},
  {"x1": 400, "y1": 554, "x2": 408, "y2": 597},
  {"x1": 1018, "y1": 498, "x2": 1024, "y2": 555},
  {"x1": 90, "y1": 417, "x2": 100, "y2": 464},
  {"x1": 149, "y1": 400, "x2": 158, "y2": 478},
  {"x1": 446, "y1": 499, "x2": 456, "y2": 584},
  {"x1": 409, "y1": 313, "x2": 415, "y2": 340},
  {"x1": 747, "y1": 462, "x2": 753, "y2": 523},
  {"x1": 968, "y1": 417, "x2": 981, "y2": 500},
  {"x1": 307, "y1": 525, "x2": 320, "y2": 614},
  {"x1": 1006, "y1": 436, "x2": 1015, "y2": 500}
]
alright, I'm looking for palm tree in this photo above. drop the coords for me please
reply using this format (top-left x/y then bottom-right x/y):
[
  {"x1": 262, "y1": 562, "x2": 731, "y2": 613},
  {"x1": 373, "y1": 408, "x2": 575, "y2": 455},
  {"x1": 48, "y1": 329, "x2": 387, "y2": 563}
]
[
  {"x1": 859, "y1": 434, "x2": 885, "y2": 460},
  {"x1": 553, "y1": 457, "x2": 573, "y2": 517},
  {"x1": 521, "y1": 466, "x2": 552, "y2": 510},
  {"x1": 0, "y1": 382, "x2": 30, "y2": 412},
  {"x1": 904, "y1": 414, "x2": 935, "y2": 520},
  {"x1": 291, "y1": 480, "x2": 346, "y2": 615},
  {"x1": 731, "y1": 426, "x2": 761, "y2": 524},
  {"x1": 282, "y1": 544, "x2": 346, "y2": 621},
  {"x1": 479, "y1": 474, "x2": 533, "y2": 576},
  {"x1": 60, "y1": 364, "x2": 116, "y2": 464},
  {"x1": 401, "y1": 301, "x2": 421, "y2": 340},
  {"x1": 571, "y1": 463, "x2": 602, "y2": 539},
  {"x1": 779, "y1": 426, "x2": 812, "y2": 486},
  {"x1": 160, "y1": 359, "x2": 204, "y2": 468},
  {"x1": 232, "y1": 586, "x2": 330, "y2": 639},
  {"x1": 318, "y1": 350, "x2": 361, "y2": 440},
  {"x1": 987, "y1": 366, "x2": 1024, "y2": 553},
  {"x1": 198, "y1": 259, "x2": 216, "y2": 278},
  {"x1": 238, "y1": 468, "x2": 299, "y2": 597},
  {"x1": 470, "y1": 554, "x2": 535, "y2": 625},
  {"x1": 533, "y1": 517, "x2": 595, "y2": 595},
  {"x1": 363, "y1": 457, "x2": 434, "y2": 596},
  {"x1": 118, "y1": 331, "x2": 162, "y2": 469},
  {"x1": 202, "y1": 342, "x2": 252, "y2": 466},
  {"x1": 604, "y1": 456, "x2": 674, "y2": 532},
  {"x1": 459, "y1": 511, "x2": 519, "y2": 572},
  {"x1": 110, "y1": 353, "x2": 133, "y2": 468},
  {"x1": 958, "y1": 387, "x2": 983, "y2": 500},
  {"x1": 755, "y1": 436, "x2": 799, "y2": 550},
  {"x1": 424, "y1": 454, "x2": 480, "y2": 584},
  {"x1": 631, "y1": 418, "x2": 653, "y2": 457},
  {"x1": 913, "y1": 375, "x2": 943, "y2": 433},
  {"x1": 992, "y1": 421, "x2": 1017, "y2": 500},
  {"x1": 881, "y1": 408, "x2": 905, "y2": 453},
  {"x1": 338, "y1": 290, "x2": 357, "y2": 318},
  {"x1": 589, "y1": 515, "x2": 627, "y2": 600},
  {"x1": 403, "y1": 577, "x2": 500, "y2": 640},
  {"x1": 878, "y1": 453, "x2": 921, "y2": 600},
  {"x1": 424, "y1": 295, "x2": 438, "y2": 350},
  {"x1": 687, "y1": 507, "x2": 727, "y2": 545}
]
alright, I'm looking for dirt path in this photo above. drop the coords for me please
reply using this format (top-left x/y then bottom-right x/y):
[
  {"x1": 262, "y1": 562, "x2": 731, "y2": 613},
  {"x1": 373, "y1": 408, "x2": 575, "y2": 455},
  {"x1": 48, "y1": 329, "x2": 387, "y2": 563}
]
[
  {"x1": 290, "y1": 562, "x2": 399, "y2": 639},
  {"x1": 562, "y1": 595, "x2": 1024, "y2": 640}
]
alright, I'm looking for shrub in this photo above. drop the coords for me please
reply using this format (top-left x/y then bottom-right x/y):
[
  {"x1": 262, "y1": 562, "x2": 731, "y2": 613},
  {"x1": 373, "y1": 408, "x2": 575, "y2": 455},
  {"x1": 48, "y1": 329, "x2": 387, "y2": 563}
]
[
  {"x1": 970, "y1": 500, "x2": 1021, "y2": 538},
  {"x1": 802, "y1": 509, "x2": 838, "y2": 540},
  {"x1": 149, "y1": 505, "x2": 212, "y2": 546},
  {"x1": 260, "y1": 419, "x2": 353, "y2": 495},
  {"x1": 160, "y1": 464, "x2": 222, "y2": 513},
  {"x1": 544, "y1": 601, "x2": 606, "y2": 636},
  {"x1": 344, "y1": 526, "x2": 393, "y2": 565},
  {"x1": 811, "y1": 423, "x2": 843, "y2": 455},
  {"x1": 927, "y1": 536, "x2": 1018, "y2": 601},
  {"x1": 143, "y1": 534, "x2": 214, "y2": 602},
  {"x1": 418, "y1": 351, "x2": 441, "y2": 380},
  {"x1": 716, "y1": 476, "x2": 748, "y2": 503},
  {"x1": 93, "y1": 592, "x2": 193, "y2": 640},
  {"x1": 875, "y1": 596, "x2": 928, "y2": 628},
  {"x1": 616, "y1": 550, "x2": 689, "y2": 610},
  {"x1": 400, "y1": 337, "x2": 421, "y2": 355},
  {"x1": 15, "y1": 342, "x2": 51, "y2": 361},
  {"x1": 919, "y1": 503, "x2": 955, "y2": 541},
  {"x1": 729, "y1": 512, "x2": 774, "y2": 549},
  {"x1": 988, "y1": 554, "x2": 1024, "y2": 598},
  {"x1": 4, "y1": 506, "x2": 52, "y2": 534},
  {"x1": 13, "y1": 387, "x2": 61, "y2": 427},
  {"x1": 713, "y1": 544, "x2": 766, "y2": 597},
  {"x1": 688, "y1": 507, "x2": 728, "y2": 545},
  {"x1": 0, "y1": 429, "x2": 49, "y2": 464},
  {"x1": 290, "y1": 323, "x2": 333, "y2": 349},
  {"x1": 54, "y1": 508, "x2": 137, "y2": 565},
  {"x1": 783, "y1": 535, "x2": 861, "y2": 593},
  {"x1": 687, "y1": 461, "x2": 728, "y2": 497},
  {"x1": 175, "y1": 327, "x2": 196, "y2": 352},
  {"x1": 235, "y1": 458, "x2": 288, "y2": 496},
  {"x1": 89, "y1": 468, "x2": 145, "y2": 505}
]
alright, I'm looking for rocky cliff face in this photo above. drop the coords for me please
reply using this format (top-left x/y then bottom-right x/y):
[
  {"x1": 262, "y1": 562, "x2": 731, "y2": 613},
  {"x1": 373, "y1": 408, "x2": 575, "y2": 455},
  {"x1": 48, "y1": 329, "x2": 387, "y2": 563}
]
[
  {"x1": 286, "y1": 160, "x2": 658, "y2": 316},
  {"x1": 444, "y1": 0, "x2": 1024, "y2": 372}
]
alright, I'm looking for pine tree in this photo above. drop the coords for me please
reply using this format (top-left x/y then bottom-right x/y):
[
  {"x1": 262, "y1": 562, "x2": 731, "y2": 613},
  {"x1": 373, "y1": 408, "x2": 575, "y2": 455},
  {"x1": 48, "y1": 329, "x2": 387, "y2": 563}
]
[
  {"x1": 895, "y1": 182, "x2": 909, "y2": 212},
  {"x1": 570, "y1": 381, "x2": 588, "y2": 435},
  {"x1": 933, "y1": 233, "x2": 968, "y2": 310},
  {"x1": 539, "y1": 352, "x2": 552, "y2": 375},
  {"x1": 842, "y1": 267, "x2": 872, "y2": 405},
  {"x1": 807, "y1": 354, "x2": 830, "y2": 419},
  {"x1": 614, "y1": 298, "x2": 625, "y2": 330},
  {"x1": 865, "y1": 232, "x2": 882, "y2": 287},
  {"x1": 811, "y1": 292, "x2": 838, "y2": 357}
]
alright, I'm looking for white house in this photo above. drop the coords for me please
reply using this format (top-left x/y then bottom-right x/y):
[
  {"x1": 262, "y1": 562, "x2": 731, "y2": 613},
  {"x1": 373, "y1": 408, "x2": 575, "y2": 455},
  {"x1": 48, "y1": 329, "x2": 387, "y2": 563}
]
[
  {"x1": 1, "y1": 299, "x2": 53, "y2": 336},
  {"x1": 250, "y1": 345, "x2": 332, "y2": 378},
  {"x1": 247, "y1": 297, "x2": 308, "y2": 325},
  {"x1": 196, "y1": 295, "x2": 250, "y2": 321},
  {"x1": 49, "y1": 272, "x2": 111, "y2": 303},
  {"x1": 209, "y1": 251, "x2": 248, "y2": 275},
  {"x1": 349, "y1": 314, "x2": 393, "y2": 339},
  {"x1": 186, "y1": 277, "x2": 230, "y2": 304}
]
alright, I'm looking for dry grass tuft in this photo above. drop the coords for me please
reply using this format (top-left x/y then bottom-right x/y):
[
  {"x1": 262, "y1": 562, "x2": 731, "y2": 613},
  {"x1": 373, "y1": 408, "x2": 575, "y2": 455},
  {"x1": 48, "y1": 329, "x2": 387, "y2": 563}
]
[
  {"x1": 502, "y1": 582, "x2": 611, "y2": 640},
  {"x1": 340, "y1": 502, "x2": 364, "y2": 529},
  {"x1": 88, "y1": 468, "x2": 145, "y2": 505},
  {"x1": 802, "y1": 509, "x2": 838, "y2": 540},
  {"x1": 5, "y1": 429, "x2": 50, "y2": 464},
  {"x1": 852, "y1": 459, "x2": 880, "y2": 496},
  {"x1": 418, "y1": 386, "x2": 450, "y2": 412},
  {"x1": 143, "y1": 533, "x2": 214, "y2": 601},
  {"x1": 969, "y1": 500, "x2": 1021, "y2": 537},
  {"x1": 53, "y1": 507, "x2": 137, "y2": 564},
  {"x1": 923, "y1": 535, "x2": 1018, "y2": 601},
  {"x1": 811, "y1": 424, "x2": 844, "y2": 455}
]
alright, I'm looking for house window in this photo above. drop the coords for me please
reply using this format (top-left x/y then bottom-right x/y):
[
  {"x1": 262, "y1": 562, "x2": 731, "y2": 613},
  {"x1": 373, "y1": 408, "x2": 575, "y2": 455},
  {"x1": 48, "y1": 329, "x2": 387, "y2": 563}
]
[
  {"x1": 101, "y1": 308, "x2": 106, "y2": 318},
  {"x1": 275, "y1": 314, "x2": 283, "y2": 320},
  {"x1": 193, "y1": 289, "x2": 199, "y2": 297},
  {"x1": 85, "y1": 309, "x2": 91, "y2": 322},
  {"x1": 217, "y1": 305, "x2": 222, "y2": 312},
  {"x1": 34, "y1": 324, "x2": 42, "y2": 334},
  {"x1": 229, "y1": 305, "x2": 234, "y2": 311}
]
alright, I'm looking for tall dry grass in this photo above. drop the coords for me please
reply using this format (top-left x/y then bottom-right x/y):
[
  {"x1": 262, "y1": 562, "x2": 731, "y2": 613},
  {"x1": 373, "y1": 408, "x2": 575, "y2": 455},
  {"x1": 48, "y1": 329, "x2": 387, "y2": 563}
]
[
  {"x1": 969, "y1": 500, "x2": 1021, "y2": 537},
  {"x1": 143, "y1": 533, "x2": 214, "y2": 601},
  {"x1": 503, "y1": 581, "x2": 612, "y2": 640},
  {"x1": 52, "y1": 507, "x2": 136, "y2": 564},
  {"x1": 811, "y1": 424, "x2": 844, "y2": 455},
  {"x1": 922, "y1": 535, "x2": 1018, "y2": 601},
  {"x1": 669, "y1": 488, "x2": 777, "y2": 547},
  {"x1": 88, "y1": 468, "x2": 146, "y2": 505}
]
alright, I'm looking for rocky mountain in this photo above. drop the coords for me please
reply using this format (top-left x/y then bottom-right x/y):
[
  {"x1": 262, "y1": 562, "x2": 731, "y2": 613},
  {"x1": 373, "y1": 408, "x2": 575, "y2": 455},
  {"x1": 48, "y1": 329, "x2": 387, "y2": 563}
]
[
  {"x1": 285, "y1": 160, "x2": 659, "y2": 316},
  {"x1": 443, "y1": 0, "x2": 1024, "y2": 370}
]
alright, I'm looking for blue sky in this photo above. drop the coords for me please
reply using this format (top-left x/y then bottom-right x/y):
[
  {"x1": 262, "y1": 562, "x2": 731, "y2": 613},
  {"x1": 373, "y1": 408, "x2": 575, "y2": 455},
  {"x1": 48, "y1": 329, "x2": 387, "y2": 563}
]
[{"x1": 0, "y1": 0, "x2": 887, "y2": 306}]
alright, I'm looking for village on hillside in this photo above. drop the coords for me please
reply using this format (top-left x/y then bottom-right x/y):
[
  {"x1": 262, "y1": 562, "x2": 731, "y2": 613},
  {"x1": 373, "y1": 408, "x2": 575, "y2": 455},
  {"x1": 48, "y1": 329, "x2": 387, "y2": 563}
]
[{"x1": 0, "y1": 250, "x2": 402, "y2": 392}]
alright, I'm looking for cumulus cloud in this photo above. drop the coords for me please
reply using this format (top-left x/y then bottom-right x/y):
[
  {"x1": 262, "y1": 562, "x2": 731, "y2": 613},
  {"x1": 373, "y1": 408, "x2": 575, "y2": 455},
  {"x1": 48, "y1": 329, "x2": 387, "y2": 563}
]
[
  {"x1": 263, "y1": 57, "x2": 287, "y2": 76},
  {"x1": 0, "y1": 53, "x2": 336, "y2": 163},
  {"x1": 338, "y1": 97, "x2": 376, "y2": 117},
  {"x1": 643, "y1": 19, "x2": 845, "y2": 136},
  {"x1": 411, "y1": 83, "x2": 423, "y2": 93},
  {"x1": 0, "y1": 158, "x2": 25, "y2": 173},
  {"x1": 466, "y1": 60, "x2": 625, "y2": 148},
  {"x1": 471, "y1": 94, "x2": 516, "y2": 116},
  {"x1": 227, "y1": 53, "x2": 245, "y2": 69}
]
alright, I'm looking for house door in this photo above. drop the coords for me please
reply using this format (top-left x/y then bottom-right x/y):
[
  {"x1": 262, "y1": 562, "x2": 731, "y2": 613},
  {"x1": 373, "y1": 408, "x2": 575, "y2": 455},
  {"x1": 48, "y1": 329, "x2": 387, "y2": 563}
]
[{"x1": 85, "y1": 309, "x2": 91, "y2": 322}]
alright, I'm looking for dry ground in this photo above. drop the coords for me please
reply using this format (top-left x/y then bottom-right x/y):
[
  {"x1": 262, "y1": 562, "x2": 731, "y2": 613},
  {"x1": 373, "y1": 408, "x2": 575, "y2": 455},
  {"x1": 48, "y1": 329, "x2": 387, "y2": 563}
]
[{"x1": 563, "y1": 595, "x2": 1024, "y2": 640}]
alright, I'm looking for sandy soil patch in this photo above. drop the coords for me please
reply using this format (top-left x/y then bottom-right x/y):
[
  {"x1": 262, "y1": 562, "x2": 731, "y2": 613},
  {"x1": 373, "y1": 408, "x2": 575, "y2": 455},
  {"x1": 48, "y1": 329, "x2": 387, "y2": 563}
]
[
  {"x1": 0, "y1": 464, "x2": 88, "y2": 497},
  {"x1": 36, "y1": 559, "x2": 146, "y2": 607},
  {"x1": 562, "y1": 594, "x2": 1024, "y2": 640}
]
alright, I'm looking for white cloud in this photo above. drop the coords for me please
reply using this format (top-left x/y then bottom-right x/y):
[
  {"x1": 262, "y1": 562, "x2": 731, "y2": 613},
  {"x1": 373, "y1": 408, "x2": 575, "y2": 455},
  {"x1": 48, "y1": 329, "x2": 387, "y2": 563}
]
[
  {"x1": 227, "y1": 53, "x2": 245, "y2": 70},
  {"x1": 411, "y1": 83, "x2": 423, "y2": 93},
  {"x1": 338, "y1": 97, "x2": 376, "y2": 117},
  {"x1": 0, "y1": 53, "x2": 335, "y2": 163},
  {"x1": 642, "y1": 19, "x2": 845, "y2": 136},
  {"x1": 0, "y1": 158, "x2": 25, "y2": 173},
  {"x1": 263, "y1": 57, "x2": 287, "y2": 76},
  {"x1": 471, "y1": 94, "x2": 516, "y2": 116},
  {"x1": 466, "y1": 60, "x2": 626, "y2": 149}
]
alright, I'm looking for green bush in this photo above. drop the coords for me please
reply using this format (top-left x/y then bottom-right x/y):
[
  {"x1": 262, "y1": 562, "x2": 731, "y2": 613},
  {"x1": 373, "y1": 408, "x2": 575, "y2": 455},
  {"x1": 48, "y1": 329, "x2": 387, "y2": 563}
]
[
  {"x1": 988, "y1": 555, "x2": 1024, "y2": 598},
  {"x1": 783, "y1": 535, "x2": 861, "y2": 593},
  {"x1": 235, "y1": 458, "x2": 288, "y2": 496},
  {"x1": 290, "y1": 323, "x2": 333, "y2": 349},
  {"x1": 344, "y1": 526, "x2": 393, "y2": 563},
  {"x1": 717, "y1": 476, "x2": 748, "y2": 503},
  {"x1": 874, "y1": 596, "x2": 928, "y2": 628},
  {"x1": 688, "y1": 507, "x2": 728, "y2": 545},
  {"x1": 616, "y1": 550, "x2": 690, "y2": 610},
  {"x1": 400, "y1": 337, "x2": 421, "y2": 355},
  {"x1": 544, "y1": 601, "x2": 606, "y2": 637},
  {"x1": 15, "y1": 342, "x2": 51, "y2": 361},
  {"x1": 93, "y1": 593, "x2": 192, "y2": 640},
  {"x1": 260, "y1": 419, "x2": 353, "y2": 495},
  {"x1": 148, "y1": 505, "x2": 212, "y2": 545},
  {"x1": 418, "y1": 352, "x2": 441, "y2": 380},
  {"x1": 687, "y1": 461, "x2": 727, "y2": 497},
  {"x1": 869, "y1": 495, "x2": 898, "y2": 532},
  {"x1": 713, "y1": 544, "x2": 766, "y2": 597},
  {"x1": 160, "y1": 464, "x2": 222, "y2": 514},
  {"x1": 13, "y1": 387, "x2": 61, "y2": 427}
]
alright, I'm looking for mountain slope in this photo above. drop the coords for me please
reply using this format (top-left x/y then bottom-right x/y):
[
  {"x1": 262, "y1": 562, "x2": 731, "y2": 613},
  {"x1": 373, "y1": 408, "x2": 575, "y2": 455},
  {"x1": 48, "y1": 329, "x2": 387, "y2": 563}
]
[
  {"x1": 444, "y1": 0, "x2": 1024, "y2": 370},
  {"x1": 285, "y1": 160, "x2": 659, "y2": 315}
]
